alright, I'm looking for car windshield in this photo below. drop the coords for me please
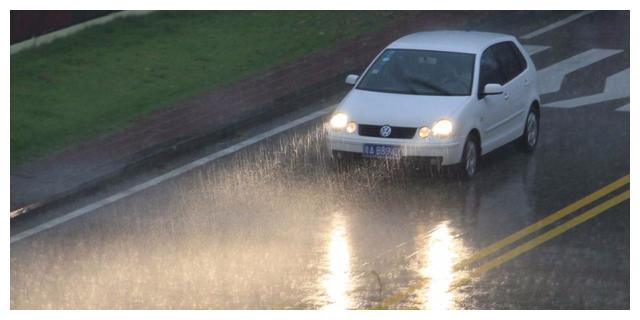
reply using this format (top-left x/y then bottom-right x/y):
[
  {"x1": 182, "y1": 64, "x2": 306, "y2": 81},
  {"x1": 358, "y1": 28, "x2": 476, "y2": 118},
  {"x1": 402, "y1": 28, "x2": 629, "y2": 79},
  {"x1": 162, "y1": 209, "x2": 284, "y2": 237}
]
[{"x1": 356, "y1": 49, "x2": 475, "y2": 96}]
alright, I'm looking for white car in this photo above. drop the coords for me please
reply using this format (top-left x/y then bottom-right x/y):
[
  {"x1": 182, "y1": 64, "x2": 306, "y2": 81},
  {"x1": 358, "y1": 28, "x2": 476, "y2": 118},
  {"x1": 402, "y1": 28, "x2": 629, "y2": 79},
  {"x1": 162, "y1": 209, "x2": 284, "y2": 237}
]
[{"x1": 326, "y1": 31, "x2": 540, "y2": 178}]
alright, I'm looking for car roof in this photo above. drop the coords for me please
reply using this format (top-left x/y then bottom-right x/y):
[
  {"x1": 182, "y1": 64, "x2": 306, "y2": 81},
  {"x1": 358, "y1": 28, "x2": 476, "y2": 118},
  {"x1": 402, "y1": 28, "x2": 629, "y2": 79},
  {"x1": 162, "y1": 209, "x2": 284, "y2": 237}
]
[{"x1": 386, "y1": 31, "x2": 516, "y2": 54}]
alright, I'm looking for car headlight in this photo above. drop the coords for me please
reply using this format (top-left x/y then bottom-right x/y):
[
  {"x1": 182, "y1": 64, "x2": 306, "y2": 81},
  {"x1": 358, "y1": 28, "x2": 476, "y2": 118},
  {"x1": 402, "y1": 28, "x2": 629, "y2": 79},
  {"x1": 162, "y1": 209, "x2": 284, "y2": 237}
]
[
  {"x1": 329, "y1": 113, "x2": 348, "y2": 130},
  {"x1": 418, "y1": 126, "x2": 431, "y2": 138},
  {"x1": 346, "y1": 122, "x2": 357, "y2": 133},
  {"x1": 432, "y1": 120, "x2": 453, "y2": 137}
]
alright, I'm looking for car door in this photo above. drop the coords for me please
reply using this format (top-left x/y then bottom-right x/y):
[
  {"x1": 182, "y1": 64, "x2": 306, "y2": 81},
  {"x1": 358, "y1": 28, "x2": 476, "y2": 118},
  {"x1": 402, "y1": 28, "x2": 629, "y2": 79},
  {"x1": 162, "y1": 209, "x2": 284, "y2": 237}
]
[
  {"x1": 477, "y1": 44, "x2": 509, "y2": 153},
  {"x1": 493, "y1": 41, "x2": 530, "y2": 142}
]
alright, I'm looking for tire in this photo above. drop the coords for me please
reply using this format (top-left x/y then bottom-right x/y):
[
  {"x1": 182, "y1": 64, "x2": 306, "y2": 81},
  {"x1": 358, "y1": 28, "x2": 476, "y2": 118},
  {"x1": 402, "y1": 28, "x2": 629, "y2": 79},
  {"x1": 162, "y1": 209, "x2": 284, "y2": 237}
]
[
  {"x1": 459, "y1": 135, "x2": 479, "y2": 179},
  {"x1": 520, "y1": 108, "x2": 539, "y2": 153}
]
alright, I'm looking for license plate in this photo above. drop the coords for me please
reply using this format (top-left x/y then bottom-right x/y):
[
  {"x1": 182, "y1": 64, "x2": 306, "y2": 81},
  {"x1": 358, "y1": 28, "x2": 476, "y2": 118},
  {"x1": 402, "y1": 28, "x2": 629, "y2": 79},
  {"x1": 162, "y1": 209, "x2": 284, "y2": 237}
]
[{"x1": 363, "y1": 144, "x2": 400, "y2": 157}]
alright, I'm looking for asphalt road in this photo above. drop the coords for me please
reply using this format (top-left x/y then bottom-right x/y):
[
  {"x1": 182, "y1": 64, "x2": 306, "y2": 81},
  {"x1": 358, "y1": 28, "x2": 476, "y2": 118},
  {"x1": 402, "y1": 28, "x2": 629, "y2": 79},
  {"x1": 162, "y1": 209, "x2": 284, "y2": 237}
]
[{"x1": 10, "y1": 11, "x2": 630, "y2": 309}]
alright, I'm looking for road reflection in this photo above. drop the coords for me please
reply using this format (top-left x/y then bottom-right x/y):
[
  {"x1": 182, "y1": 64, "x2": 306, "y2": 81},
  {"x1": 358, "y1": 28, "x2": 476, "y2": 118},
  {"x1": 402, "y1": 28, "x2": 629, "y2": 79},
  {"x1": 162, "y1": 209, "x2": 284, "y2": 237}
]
[
  {"x1": 321, "y1": 212, "x2": 352, "y2": 309},
  {"x1": 416, "y1": 221, "x2": 468, "y2": 309},
  {"x1": 11, "y1": 122, "x2": 543, "y2": 309}
]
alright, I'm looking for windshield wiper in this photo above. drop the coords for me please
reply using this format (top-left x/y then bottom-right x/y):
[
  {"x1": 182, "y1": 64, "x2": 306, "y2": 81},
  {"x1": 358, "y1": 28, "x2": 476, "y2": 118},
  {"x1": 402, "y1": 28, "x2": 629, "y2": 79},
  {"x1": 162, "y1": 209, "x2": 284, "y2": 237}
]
[{"x1": 406, "y1": 76, "x2": 453, "y2": 96}]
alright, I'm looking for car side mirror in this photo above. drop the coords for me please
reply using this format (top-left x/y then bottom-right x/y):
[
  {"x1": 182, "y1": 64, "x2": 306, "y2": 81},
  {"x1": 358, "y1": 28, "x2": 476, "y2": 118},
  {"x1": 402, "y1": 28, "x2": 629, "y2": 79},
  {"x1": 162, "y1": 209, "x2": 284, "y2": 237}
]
[
  {"x1": 482, "y1": 83, "x2": 503, "y2": 96},
  {"x1": 345, "y1": 74, "x2": 359, "y2": 85}
]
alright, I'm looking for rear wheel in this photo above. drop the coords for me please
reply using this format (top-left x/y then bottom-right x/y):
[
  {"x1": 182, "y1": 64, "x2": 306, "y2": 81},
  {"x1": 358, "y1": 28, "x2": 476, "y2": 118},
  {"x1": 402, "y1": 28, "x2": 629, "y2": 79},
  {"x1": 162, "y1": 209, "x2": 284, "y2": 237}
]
[
  {"x1": 459, "y1": 135, "x2": 479, "y2": 179},
  {"x1": 520, "y1": 108, "x2": 539, "y2": 153}
]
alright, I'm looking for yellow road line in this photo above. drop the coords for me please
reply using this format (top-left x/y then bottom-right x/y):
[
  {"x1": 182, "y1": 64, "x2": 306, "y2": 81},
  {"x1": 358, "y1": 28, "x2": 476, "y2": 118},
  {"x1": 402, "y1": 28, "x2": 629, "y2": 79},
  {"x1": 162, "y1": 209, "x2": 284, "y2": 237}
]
[
  {"x1": 453, "y1": 175, "x2": 629, "y2": 270},
  {"x1": 447, "y1": 189, "x2": 631, "y2": 291},
  {"x1": 374, "y1": 175, "x2": 630, "y2": 310},
  {"x1": 467, "y1": 189, "x2": 629, "y2": 278}
]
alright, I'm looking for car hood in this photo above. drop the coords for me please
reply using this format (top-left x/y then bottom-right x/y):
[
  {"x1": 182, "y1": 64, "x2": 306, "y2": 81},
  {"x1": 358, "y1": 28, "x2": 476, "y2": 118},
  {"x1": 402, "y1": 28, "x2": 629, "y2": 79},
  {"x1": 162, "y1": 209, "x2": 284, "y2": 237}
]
[{"x1": 337, "y1": 89, "x2": 471, "y2": 127}]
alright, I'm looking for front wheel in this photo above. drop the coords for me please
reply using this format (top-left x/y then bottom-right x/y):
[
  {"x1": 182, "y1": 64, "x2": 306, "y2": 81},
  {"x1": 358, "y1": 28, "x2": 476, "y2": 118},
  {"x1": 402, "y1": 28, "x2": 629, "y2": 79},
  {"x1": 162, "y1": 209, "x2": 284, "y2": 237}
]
[
  {"x1": 459, "y1": 136, "x2": 479, "y2": 179},
  {"x1": 520, "y1": 108, "x2": 539, "y2": 153}
]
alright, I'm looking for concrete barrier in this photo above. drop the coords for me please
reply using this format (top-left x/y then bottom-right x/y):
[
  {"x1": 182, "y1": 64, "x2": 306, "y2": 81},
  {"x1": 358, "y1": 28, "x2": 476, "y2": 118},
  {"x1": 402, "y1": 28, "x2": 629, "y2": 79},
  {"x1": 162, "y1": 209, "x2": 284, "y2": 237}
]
[{"x1": 10, "y1": 10, "x2": 153, "y2": 55}]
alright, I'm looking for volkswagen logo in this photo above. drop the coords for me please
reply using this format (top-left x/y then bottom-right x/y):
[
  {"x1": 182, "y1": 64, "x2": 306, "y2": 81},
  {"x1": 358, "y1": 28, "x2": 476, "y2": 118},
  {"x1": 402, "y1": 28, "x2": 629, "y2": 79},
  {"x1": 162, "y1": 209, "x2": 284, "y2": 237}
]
[{"x1": 380, "y1": 125, "x2": 392, "y2": 137}]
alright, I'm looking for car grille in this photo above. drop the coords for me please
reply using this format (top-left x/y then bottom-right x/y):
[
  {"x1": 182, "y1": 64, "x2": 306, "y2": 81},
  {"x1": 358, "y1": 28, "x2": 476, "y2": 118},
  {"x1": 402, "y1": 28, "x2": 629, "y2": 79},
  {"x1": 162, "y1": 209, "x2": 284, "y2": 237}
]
[{"x1": 358, "y1": 124, "x2": 417, "y2": 139}]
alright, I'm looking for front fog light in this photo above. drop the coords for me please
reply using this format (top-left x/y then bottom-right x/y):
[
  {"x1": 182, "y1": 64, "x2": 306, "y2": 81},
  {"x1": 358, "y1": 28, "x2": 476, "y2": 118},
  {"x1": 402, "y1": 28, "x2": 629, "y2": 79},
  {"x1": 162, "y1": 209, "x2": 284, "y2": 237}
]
[
  {"x1": 433, "y1": 120, "x2": 453, "y2": 137},
  {"x1": 330, "y1": 113, "x2": 348, "y2": 129},
  {"x1": 346, "y1": 122, "x2": 357, "y2": 133},
  {"x1": 418, "y1": 126, "x2": 431, "y2": 138}
]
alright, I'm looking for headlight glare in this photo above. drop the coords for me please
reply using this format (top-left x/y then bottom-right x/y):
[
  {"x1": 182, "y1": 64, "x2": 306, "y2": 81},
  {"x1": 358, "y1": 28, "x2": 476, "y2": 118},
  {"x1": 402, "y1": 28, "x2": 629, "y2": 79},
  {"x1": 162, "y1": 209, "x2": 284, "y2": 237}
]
[
  {"x1": 433, "y1": 120, "x2": 453, "y2": 137},
  {"x1": 330, "y1": 113, "x2": 348, "y2": 129},
  {"x1": 418, "y1": 126, "x2": 431, "y2": 138}
]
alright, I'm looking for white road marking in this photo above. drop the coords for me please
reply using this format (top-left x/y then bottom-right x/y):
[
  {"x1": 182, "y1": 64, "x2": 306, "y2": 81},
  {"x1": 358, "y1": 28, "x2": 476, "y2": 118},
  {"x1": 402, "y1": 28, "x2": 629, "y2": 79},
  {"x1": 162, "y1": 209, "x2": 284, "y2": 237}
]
[
  {"x1": 520, "y1": 11, "x2": 595, "y2": 40},
  {"x1": 523, "y1": 45, "x2": 550, "y2": 56},
  {"x1": 537, "y1": 48, "x2": 623, "y2": 95},
  {"x1": 616, "y1": 104, "x2": 630, "y2": 112},
  {"x1": 10, "y1": 107, "x2": 335, "y2": 244},
  {"x1": 546, "y1": 68, "x2": 629, "y2": 109}
]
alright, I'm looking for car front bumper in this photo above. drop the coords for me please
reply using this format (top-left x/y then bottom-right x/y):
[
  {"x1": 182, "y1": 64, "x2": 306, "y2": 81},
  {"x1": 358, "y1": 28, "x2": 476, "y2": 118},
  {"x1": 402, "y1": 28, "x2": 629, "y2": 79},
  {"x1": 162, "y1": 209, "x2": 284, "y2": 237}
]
[{"x1": 326, "y1": 132, "x2": 464, "y2": 166}]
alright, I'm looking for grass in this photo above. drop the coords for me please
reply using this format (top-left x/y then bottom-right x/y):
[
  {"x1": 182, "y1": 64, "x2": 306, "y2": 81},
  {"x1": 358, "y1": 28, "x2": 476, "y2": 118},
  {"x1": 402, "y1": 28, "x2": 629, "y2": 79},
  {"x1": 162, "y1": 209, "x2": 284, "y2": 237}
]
[{"x1": 11, "y1": 11, "x2": 398, "y2": 166}]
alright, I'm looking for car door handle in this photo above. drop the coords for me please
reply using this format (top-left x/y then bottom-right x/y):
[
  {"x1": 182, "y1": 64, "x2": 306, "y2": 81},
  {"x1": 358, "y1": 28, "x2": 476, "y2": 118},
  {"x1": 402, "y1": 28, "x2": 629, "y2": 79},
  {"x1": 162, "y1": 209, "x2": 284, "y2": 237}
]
[{"x1": 503, "y1": 93, "x2": 509, "y2": 100}]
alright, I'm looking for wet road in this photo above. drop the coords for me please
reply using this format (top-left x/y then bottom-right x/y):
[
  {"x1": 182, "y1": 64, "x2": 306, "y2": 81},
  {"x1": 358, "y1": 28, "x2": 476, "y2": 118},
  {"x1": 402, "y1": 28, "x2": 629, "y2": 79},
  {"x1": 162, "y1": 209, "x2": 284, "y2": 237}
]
[{"x1": 10, "y1": 11, "x2": 630, "y2": 309}]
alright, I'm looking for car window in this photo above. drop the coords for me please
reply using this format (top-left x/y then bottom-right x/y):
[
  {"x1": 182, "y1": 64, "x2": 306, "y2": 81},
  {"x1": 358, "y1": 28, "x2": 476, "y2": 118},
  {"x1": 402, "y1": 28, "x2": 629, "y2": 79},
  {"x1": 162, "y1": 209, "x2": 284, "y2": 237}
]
[
  {"x1": 356, "y1": 49, "x2": 475, "y2": 96},
  {"x1": 493, "y1": 42, "x2": 526, "y2": 83},
  {"x1": 479, "y1": 46, "x2": 505, "y2": 89},
  {"x1": 508, "y1": 41, "x2": 528, "y2": 74}
]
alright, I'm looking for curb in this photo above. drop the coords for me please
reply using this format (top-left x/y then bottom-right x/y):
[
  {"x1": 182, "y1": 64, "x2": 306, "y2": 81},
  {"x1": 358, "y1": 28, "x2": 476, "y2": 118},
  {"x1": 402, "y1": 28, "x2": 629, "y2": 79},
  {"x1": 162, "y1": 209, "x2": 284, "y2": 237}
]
[
  {"x1": 10, "y1": 72, "x2": 351, "y2": 220},
  {"x1": 11, "y1": 11, "x2": 502, "y2": 220},
  {"x1": 11, "y1": 10, "x2": 154, "y2": 55}
]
